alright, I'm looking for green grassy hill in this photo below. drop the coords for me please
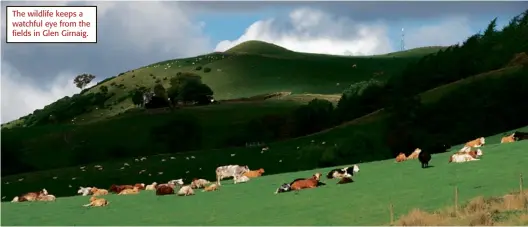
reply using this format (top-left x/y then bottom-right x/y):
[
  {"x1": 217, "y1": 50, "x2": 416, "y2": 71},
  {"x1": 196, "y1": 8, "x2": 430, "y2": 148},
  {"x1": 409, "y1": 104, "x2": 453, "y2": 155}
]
[
  {"x1": 2, "y1": 131, "x2": 526, "y2": 225},
  {"x1": 2, "y1": 41, "x2": 439, "y2": 127}
]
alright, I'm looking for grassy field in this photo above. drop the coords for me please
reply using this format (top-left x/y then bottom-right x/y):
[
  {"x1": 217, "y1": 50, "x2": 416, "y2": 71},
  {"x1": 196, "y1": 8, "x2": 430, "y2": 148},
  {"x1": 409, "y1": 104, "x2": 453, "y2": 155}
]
[
  {"x1": 2, "y1": 133, "x2": 526, "y2": 225},
  {"x1": 1, "y1": 100, "x2": 303, "y2": 171}
]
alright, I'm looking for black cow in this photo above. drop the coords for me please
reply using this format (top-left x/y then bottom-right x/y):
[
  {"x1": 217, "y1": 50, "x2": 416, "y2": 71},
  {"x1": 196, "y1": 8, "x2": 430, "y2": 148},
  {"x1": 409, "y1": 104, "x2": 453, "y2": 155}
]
[{"x1": 513, "y1": 131, "x2": 528, "y2": 141}]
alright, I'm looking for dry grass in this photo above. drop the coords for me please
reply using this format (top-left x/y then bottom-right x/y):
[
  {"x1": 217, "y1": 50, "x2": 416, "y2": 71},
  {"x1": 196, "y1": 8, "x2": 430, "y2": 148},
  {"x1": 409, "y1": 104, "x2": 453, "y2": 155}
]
[{"x1": 395, "y1": 190, "x2": 528, "y2": 226}]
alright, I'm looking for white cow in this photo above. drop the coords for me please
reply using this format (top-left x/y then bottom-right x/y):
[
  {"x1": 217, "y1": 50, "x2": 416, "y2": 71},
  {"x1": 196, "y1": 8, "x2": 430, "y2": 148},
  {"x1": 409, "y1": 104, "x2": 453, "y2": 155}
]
[{"x1": 215, "y1": 165, "x2": 249, "y2": 185}]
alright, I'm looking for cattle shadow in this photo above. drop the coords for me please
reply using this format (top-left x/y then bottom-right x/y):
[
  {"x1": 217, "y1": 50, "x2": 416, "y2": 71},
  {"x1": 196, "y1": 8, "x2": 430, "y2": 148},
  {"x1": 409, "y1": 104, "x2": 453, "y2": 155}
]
[{"x1": 423, "y1": 165, "x2": 435, "y2": 169}]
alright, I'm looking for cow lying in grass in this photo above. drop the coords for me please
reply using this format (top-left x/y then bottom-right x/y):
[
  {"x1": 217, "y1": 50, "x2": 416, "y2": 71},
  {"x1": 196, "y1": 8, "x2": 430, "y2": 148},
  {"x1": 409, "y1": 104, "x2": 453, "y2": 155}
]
[
  {"x1": 501, "y1": 133, "x2": 516, "y2": 143},
  {"x1": 234, "y1": 175, "x2": 250, "y2": 184},
  {"x1": 156, "y1": 183, "x2": 175, "y2": 196},
  {"x1": 78, "y1": 186, "x2": 92, "y2": 196},
  {"x1": 177, "y1": 185, "x2": 195, "y2": 196},
  {"x1": 290, "y1": 173, "x2": 323, "y2": 191},
  {"x1": 275, "y1": 173, "x2": 326, "y2": 194},
  {"x1": 109, "y1": 184, "x2": 134, "y2": 194},
  {"x1": 119, "y1": 187, "x2": 140, "y2": 195},
  {"x1": 243, "y1": 168, "x2": 265, "y2": 178},
  {"x1": 145, "y1": 182, "x2": 158, "y2": 190},
  {"x1": 12, "y1": 188, "x2": 48, "y2": 202},
  {"x1": 91, "y1": 187, "x2": 109, "y2": 196},
  {"x1": 326, "y1": 165, "x2": 360, "y2": 179},
  {"x1": 407, "y1": 148, "x2": 422, "y2": 159},
  {"x1": 191, "y1": 179, "x2": 211, "y2": 189},
  {"x1": 395, "y1": 153, "x2": 407, "y2": 162},
  {"x1": 83, "y1": 196, "x2": 109, "y2": 207},
  {"x1": 465, "y1": 137, "x2": 486, "y2": 148},
  {"x1": 37, "y1": 194, "x2": 56, "y2": 202},
  {"x1": 203, "y1": 183, "x2": 220, "y2": 192},
  {"x1": 449, "y1": 149, "x2": 483, "y2": 163}
]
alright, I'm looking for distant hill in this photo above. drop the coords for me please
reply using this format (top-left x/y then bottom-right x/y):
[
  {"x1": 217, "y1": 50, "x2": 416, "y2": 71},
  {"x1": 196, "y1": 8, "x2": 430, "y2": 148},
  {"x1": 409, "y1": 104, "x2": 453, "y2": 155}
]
[{"x1": 3, "y1": 41, "x2": 441, "y2": 127}]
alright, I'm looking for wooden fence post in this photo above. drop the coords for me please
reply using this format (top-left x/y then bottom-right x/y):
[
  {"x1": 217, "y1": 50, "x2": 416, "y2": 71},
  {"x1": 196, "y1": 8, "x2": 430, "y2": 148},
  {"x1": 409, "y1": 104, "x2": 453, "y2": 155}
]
[
  {"x1": 389, "y1": 202, "x2": 394, "y2": 225},
  {"x1": 520, "y1": 173, "x2": 524, "y2": 196},
  {"x1": 454, "y1": 186, "x2": 459, "y2": 216}
]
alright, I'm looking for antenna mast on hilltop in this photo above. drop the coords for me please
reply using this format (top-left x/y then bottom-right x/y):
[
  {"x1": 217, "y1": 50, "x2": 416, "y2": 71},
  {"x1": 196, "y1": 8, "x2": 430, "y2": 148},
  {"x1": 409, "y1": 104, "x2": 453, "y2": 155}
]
[{"x1": 400, "y1": 28, "x2": 405, "y2": 51}]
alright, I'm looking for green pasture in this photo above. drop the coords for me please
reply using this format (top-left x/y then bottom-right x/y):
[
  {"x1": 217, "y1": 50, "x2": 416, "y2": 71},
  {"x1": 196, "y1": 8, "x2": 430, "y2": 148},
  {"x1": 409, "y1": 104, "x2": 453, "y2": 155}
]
[
  {"x1": 2, "y1": 135, "x2": 527, "y2": 225},
  {"x1": 1, "y1": 101, "x2": 301, "y2": 171}
]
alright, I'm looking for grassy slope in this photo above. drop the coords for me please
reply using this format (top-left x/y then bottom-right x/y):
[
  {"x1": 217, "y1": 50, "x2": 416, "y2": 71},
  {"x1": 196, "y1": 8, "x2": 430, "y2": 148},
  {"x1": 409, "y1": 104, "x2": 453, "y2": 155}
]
[
  {"x1": 2, "y1": 41, "x2": 439, "y2": 128},
  {"x1": 1, "y1": 101, "x2": 302, "y2": 171},
  {"x1": 1, "y1": 65, "x2": 524, "y2": 193},
  {"x1": 2, "y1": 134, "x2": 526, "y2": 225}
]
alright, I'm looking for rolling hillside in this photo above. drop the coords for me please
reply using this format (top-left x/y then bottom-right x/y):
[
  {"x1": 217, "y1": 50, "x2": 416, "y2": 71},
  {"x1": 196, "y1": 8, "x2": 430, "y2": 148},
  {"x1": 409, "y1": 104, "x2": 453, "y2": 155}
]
[{"x1": 3, "y1": 41, "x2": 440, "y2": 127}]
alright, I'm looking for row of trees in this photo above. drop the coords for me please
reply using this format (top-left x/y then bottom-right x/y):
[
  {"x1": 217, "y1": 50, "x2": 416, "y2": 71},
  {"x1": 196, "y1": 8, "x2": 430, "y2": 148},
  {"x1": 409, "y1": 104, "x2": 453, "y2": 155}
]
[{"x1": 129, "y1": 72, "x2": 214, "y2": 109}]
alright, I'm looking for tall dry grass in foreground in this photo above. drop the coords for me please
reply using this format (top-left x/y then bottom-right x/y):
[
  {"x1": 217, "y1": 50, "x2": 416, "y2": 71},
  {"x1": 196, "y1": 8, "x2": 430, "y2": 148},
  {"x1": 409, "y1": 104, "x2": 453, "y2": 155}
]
[{"x1": 396, "y1": 190, "x2": 528, "y2": 226}]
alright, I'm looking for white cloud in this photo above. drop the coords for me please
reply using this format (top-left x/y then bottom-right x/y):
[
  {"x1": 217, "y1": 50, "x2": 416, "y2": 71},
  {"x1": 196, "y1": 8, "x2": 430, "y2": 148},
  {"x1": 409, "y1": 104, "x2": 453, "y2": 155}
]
[
  {"x1": 0, "y1": 61, "x2": 96, "y2": 123},
  {"x1": 405, "y1": 16, "x2": 474, "y2": 49},
  {"x1": 1, "y1": 1, "x2": 211, "y2": 123},
  {"x1": 215, "y1": 8, "x2": 476, "y2": 57},
  {"x1": 215, "y1": 7, "x2": 394, "y2": 56}
]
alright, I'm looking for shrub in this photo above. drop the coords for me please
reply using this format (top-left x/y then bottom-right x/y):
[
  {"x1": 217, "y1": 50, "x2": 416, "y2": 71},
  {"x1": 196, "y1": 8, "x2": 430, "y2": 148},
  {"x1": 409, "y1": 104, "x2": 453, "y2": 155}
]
[
  {"x1": 195, "y1": 66, "x2": 203, "y2": 71},
  {"x1": 203, "y1": 67, "x2": 211, "y2": 73}
]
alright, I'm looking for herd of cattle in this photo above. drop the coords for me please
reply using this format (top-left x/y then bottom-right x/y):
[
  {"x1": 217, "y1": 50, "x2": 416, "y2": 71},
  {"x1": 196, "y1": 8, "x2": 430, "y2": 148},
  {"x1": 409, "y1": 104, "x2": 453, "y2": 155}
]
[{"x1": 9, "y1": 131, "x2": 528, "y2": 207}]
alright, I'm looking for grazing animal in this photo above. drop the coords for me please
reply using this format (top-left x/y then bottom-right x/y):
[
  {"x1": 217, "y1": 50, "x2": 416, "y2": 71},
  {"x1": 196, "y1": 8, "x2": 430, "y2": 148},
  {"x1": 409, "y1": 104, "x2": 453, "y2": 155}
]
[
  {"x1": 243, "y1": 168, "x2": 265, "y2": 178},
  {"x1": 145, "y1": 182, "x2": 157, "y2": 190},
  {"x1": 395, "y1": 153, "x2": 407, "y2": 162},
  {"x1": 77, "y1": 187, "x2": 92, "y2": 196},
  {"x1": 155, "y1": 184, "x2": 175, "y2": 196},
  {"x1": 337, "y1": 177, "x2": 354, "y2": 184},
  {"x1": 83, "y1": 196, "x2": 109, "y2": 207},
  {"x1": 290, "y1": 173, "x2": 323, "y2": 191},
  {"x1": 190, "y1": 178, "x2": 211, "y2": 189},
  {"x1": 118, "y1": 187, "x2": 140, "y2": 195},
  {"x1": 449, "y1": 149, "x2": 482, "y2": 163},
  {"x1": 167, "y1": 179, "x2": 184, "y2": 187},
  {"x1": 177, "y1": 185, "x2": 195, "y2": 196},
  {"x1": 406, "y1": 148, "x2": 422, "y2": 159},
  {"x1": 501, "y1": 133, "x2": 516, "y2": 143},
  {"x1": 215, "y1": 165, "x2": 250, "y2": 185},
  {"x1": 465, "y1": 137, "x2": 486, "y2": 148},
  {"x1": 234, "y1": 175, "x2": 250, "y2": 184},
  {"x1": 418, "y1": 150, "x2": 431, "y2": 168},
  {"x1": 202, "y1": 183, "x2": 219, "y2": 192},
  {"x1": 37, "y1": 194, "x2": 56, "y2": 202},
  {"x1": 109, "y1": 184, "x2": 134, "y2": 194},
  {"x1": 91, "y1": 187, "x2": 109, "y2": 196},
  {"x1": 12, "y1": 189, "x2": 48, "y2": 202},
  {"x1": 134, "y1": 183, "x2": 145, "y2": 190},
  {"x1": 513, "y1": 131, "x2": 528, "y2": 141}
]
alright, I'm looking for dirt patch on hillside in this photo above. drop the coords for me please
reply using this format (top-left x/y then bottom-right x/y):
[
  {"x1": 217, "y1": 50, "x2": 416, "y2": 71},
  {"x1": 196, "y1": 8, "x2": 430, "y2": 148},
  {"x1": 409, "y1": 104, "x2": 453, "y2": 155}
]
[
  {"x1": 507, "y1": 52, "x2": 528, "y2": 67},
  {"x1": 395, "y1": 190, "x2": 528, "y2": 226}
]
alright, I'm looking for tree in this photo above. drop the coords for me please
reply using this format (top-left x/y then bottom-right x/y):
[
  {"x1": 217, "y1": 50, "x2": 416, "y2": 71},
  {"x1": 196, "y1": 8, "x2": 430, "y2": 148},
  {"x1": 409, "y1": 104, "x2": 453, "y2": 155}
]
[
  {"x1": 99, "y1": 85, "x2": 108, "y2": 94},
  {"x1": 74, "y1": 74, "x2": 96, "y2": 89},
  {"x1": 131, "y1": 89, "x2": 144, "y2": 107},
  {"x1": 178, "y1": 80, "x2": 214, "y2": 104},
  {"x1": 153, "y1": 84, "x2": 167, "y2": 99}
]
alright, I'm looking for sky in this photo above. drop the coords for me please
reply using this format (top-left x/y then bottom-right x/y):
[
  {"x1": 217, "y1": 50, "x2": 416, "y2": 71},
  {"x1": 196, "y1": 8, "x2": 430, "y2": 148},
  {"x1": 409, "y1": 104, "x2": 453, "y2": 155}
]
[{"x1": 1, "y1": 1, "x2": 526, "y2": 123}]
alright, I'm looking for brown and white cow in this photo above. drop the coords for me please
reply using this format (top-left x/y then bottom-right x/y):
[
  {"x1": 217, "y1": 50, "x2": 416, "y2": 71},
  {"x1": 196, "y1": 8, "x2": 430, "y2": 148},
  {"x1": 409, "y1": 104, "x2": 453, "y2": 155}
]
[
  {"x1": 12, "y1": 188, "x2": 48, "y2": 202},
  {"x1": 501, "y1": 134, "x2": 516, "y2": 143},
  {"x1": 395, "y1": 152, "x2": 407, "y2": 162},
  {"x1": 290, "y1": 173, "x2": 323, "y2": 191},
  {"x1": 215, "y1": 165, "x2": 250, "y2": 185},
  {"x1": 109, "y1": 184, "x2": 134, "y2": 194},
  {"x1": 449, "y1": 149, "x2": 483, "y2": 163},
  {"x1": 36, "y1": 194, "x2": 56, "y2": 202},
  {"x1": 156, "y1": 183, "x2": 175, "y2": 196},
  {"x1": 145, "y1": 182, "x2": 158, "y2": 190},
  {"x1": 465, "y1": 137, "x2": 486, "y2": 148},
  {"x1": 406, "y1": 148, "x2": 422, "y2": 160},
  {"x1": 202, "y1": 183, "x2": 220, "y2": 192}
]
